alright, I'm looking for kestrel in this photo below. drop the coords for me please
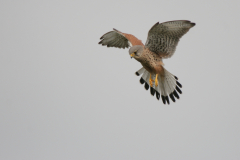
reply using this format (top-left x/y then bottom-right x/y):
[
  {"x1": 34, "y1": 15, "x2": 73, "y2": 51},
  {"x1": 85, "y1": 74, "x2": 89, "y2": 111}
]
[{"x1": 99, "y1": 20, "x2": 195, "y2": 104}]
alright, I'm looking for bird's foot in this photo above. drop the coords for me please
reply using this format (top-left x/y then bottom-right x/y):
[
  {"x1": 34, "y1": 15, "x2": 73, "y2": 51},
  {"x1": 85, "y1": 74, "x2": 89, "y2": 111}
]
[
  {"x1": 155, "y1": 74, "x2": 158, "y2": 87},
  {"x1": 149, "y1": 74, "x2": 154, "y2": 87}
]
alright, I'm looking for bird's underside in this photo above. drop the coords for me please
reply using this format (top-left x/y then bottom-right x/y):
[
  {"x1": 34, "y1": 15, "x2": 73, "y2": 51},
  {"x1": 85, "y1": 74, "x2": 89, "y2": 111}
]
[{"x1": 99, "y1": 20, "x2": 195, "y2": 104}]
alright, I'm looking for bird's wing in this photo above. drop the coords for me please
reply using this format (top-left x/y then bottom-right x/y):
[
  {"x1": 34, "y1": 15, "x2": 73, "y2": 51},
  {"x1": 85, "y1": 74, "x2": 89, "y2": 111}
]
[
  {"x1": 99, "y1": 28, "x2": 144, "y2": 49},
  {"x1": 145, "y1": 20, "x2": 195, "y2": 59}
]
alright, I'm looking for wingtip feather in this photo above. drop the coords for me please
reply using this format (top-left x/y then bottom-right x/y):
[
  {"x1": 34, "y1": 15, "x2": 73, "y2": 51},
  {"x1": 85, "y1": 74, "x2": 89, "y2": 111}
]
[
  {"x1": 161, "y1": 95, "x2": 166, "y2": 104},
  {"x1": 169, "y1": 93, "x2": 176, "y2": 102},
  {"x1": 165, "y1": 96, "x2": 170, "y2": 104},
  {"x1": 176, "y1": 81, "x2": 182, "y2": 88},
  {"x1": 156, "y1": 92, "x2": 160, "y2": 100},
  {"x1": 144, "y1": 83, "x2": 149, "y2": 90},
  {"x1": 176, "y1": 86, "x2": 182, "y2": 94},
  {"x1": 150, "y1": 87, "x2": 155, "y2": 96},
  {"x1": 140, "y1": 78, "x2": 145, "y2": 84}
]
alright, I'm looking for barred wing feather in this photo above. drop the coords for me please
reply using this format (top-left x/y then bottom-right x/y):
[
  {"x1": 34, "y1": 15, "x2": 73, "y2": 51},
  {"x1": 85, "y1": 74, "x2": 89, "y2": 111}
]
[
  {"x1": 145, "y1": 20, "x2": 195, "y2": 58},
  {"x1": 99, "y1": 29, "x2": 144, "y2": 49}
]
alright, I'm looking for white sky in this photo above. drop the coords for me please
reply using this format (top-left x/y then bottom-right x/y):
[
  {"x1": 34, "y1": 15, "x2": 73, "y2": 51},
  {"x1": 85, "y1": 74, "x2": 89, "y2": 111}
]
[{"x1": 1, "y1": 0, "x2": 240, "y2": 159}]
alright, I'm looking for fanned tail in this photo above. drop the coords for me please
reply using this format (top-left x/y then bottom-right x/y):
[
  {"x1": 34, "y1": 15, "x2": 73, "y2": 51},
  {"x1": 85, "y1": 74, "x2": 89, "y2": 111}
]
[{"x1": 135, "y1": 67, "x2": 182, "y2": 105}]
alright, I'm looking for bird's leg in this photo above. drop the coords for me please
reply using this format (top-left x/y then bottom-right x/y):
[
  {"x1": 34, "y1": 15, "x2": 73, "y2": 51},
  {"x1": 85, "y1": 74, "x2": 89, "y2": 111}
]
[
  {"x1": 155, "y1": 74, "x2": 158, "y2": 87},
  {"x1": 149, "y1": 74, "x2": 154, "y2": 87}
]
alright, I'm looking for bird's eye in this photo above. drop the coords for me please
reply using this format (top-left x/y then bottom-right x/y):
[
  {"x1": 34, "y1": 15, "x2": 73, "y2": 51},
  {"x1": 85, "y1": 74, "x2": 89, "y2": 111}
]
[{"x1": 134, "y1": 52, "x2": 137, "y2": 54}]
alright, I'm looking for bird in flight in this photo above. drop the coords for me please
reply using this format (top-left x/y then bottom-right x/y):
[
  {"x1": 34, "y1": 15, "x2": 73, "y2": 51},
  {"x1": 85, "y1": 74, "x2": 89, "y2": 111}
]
[{"x1": 99, "y1": 20, "x2": 195, "y2": 104}]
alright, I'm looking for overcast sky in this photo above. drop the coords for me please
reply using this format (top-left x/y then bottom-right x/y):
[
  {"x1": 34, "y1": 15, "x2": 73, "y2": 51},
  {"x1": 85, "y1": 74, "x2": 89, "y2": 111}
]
[{"x1": 1, "y1": 0, "x2": 240, "y2": 160}]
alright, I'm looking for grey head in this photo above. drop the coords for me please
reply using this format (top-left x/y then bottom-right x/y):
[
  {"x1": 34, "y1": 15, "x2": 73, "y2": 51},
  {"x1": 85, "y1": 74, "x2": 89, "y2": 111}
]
[{"x1": 129, "y1": 45, "x2": 144, "y2": 60}]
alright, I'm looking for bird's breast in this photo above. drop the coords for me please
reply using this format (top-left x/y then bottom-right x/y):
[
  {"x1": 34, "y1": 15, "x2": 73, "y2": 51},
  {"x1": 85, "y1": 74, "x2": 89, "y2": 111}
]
[{"x1": 140, "y1": 49, "x2": 164, "y2": 74}]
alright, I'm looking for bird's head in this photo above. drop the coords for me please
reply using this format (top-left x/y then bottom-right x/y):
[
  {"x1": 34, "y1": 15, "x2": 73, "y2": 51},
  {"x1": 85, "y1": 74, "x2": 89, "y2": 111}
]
[{"x1": 129, "y1": 45, "x2": 144, "y2": 60}]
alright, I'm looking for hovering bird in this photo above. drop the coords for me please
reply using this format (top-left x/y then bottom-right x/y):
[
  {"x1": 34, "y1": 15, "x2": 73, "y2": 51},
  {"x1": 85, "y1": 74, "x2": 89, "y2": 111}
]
[{"x1": 99, "y1": 20, "x2": 195, "y2": 104}]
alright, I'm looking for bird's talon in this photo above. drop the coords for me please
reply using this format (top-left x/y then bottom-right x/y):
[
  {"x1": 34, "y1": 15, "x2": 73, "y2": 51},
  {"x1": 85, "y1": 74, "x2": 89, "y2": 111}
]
[
  {"x1": 149, "y1": 74, "x2": 154, "y2": 87},
  {"x1": 150, "y1": 80, "x2": 153, "y2": 87},
  {"x1": 155, "y1": 74, "x2": 159, "y2": 87},
  {"x1": 155, "y1": 81, "x2": 158, "y2": 87}
]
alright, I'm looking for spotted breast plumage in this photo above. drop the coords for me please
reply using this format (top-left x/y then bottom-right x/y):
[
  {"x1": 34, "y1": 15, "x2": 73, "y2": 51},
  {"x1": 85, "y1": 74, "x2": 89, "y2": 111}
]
[{"x1": 99, "y1": 20, "x2": 195, "y2": 104}]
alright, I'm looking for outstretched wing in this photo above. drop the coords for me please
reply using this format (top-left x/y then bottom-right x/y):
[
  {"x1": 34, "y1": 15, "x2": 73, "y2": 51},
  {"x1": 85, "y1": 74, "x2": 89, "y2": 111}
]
[
  {"x1": 99, "y1": 29, "x2": 144, "y2": 49},
  {"x1": 145, "y1": 20, "x2": 195, "y2": 58}
]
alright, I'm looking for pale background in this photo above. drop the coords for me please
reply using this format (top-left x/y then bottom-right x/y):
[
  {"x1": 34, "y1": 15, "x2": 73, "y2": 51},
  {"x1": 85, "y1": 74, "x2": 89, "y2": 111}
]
[{"x1": 1, "y1": 0, "x2": 240, "y2": 160}]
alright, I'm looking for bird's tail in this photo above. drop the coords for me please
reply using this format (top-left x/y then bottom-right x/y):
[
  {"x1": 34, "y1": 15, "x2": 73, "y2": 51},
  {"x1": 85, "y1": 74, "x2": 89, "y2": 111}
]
[{"x1": 135, "y1": 67, "x2": 182, "y2": 104}]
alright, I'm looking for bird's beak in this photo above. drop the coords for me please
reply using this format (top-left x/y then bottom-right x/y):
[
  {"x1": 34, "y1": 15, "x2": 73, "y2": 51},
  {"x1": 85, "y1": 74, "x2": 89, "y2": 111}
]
[{"x1": 130, "y1": 53, "x2": 135, "y2": 59}]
